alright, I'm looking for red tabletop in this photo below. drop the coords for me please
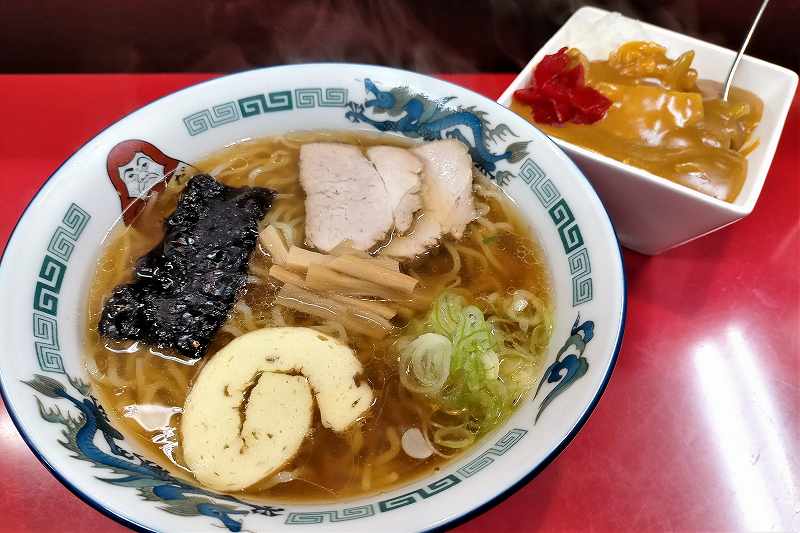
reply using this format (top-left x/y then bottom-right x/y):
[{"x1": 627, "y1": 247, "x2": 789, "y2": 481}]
[{"x1": 1, "y1": 73, "x2": 798, "y2": 533}]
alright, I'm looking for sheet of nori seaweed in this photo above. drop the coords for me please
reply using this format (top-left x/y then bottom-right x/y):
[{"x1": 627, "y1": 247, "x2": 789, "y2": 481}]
[{"x1": 98, "y1": 174, "x2": 275, "y2": 358}]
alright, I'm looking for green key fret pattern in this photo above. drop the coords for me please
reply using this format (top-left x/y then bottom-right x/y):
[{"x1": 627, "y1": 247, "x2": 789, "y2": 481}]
[
  {"x1": 518, "y1": 157, "x2": 593, "y2": 306},
  {"x1": 182, "y1": 87, "x2": 348, "y2": 136},
  {"x1": 285, "y1": 505, "x2": 375, "y2": 524},
  {"x1": 32, "y1": 203, "x2": 91, "y2": 372}
]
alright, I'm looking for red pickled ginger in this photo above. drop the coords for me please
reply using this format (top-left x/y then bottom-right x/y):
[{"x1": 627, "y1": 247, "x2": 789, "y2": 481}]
[{"x1": 514, "y1": 47, "x2": 611, "y2": 125}]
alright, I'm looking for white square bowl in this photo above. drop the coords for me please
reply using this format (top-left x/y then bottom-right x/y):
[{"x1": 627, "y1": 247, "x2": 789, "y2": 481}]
[{"x1": 498, "y1": 6, "x2": 798, "y2": 255}]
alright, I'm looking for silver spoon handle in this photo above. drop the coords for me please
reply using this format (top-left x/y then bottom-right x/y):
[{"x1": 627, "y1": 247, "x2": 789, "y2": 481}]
[{"x1": 721, "y1": 0, "x2": 771, "y2": 102}]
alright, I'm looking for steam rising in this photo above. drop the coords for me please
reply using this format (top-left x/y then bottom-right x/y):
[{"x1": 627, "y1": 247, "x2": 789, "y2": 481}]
[
  {"x1": 2, "y1": 0, "x2": 791, "y2": 73},
  {"x1": 195, "y1": 0, "x2": 475, "y2": 72}
]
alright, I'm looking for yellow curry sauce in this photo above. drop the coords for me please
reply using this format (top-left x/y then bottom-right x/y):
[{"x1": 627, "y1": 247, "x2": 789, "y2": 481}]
[{"x1": 511, "y1": 41, "x2": 763, "y2": 202}]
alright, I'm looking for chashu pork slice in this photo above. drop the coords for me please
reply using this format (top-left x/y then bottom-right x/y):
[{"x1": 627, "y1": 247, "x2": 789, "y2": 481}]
[
  {"x1": 366, "y1": 146, "x2": 423, "y2": 233},
  {"x1": 382, "y1": 214, "x2": 442, "y2": 259},
  {"x1": 413, "y1": 139, "x2": 476, "y2": 239},
  {"x1": 182, "y1": 327, "x2": 373, "y2": 491},
  {"x1": 383, "y1": 140, "x2": 476, "y2": 258},
  {"x1": 300, "y1": 143, "x2": 394, "y2": 252}
]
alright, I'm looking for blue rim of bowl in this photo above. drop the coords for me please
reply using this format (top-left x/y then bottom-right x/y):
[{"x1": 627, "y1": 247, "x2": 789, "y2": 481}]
[{"x1": 0, "y1": 63, "x2": 627, "y2": 533}]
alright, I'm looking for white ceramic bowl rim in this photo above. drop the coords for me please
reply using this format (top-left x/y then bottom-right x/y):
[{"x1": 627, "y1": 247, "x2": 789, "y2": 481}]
[{"x1": 0, "y1": 63, "x2": 626, "y2": 532}]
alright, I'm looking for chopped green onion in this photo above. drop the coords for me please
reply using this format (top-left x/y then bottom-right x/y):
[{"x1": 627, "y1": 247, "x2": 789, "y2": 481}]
[
  {"x1": 398, "y1": 290, "x2": 553, "y2": 450},
  {"x1": 400, "y1": 333, "x2": 452, "y2": 394}
]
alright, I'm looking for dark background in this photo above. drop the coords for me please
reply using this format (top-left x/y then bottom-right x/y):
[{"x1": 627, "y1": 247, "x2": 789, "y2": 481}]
[{"x1": 1, "y1": 0, "x2": 797, "y2": 73}]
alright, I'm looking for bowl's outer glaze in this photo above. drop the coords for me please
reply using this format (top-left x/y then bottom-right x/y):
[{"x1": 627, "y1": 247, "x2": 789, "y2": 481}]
[
  {"x1": 0, "y1": 64, "x2": 625, "y2": 532},
  {"x1": 498, "y1": 6, "x2": 798, "y2": 255}
]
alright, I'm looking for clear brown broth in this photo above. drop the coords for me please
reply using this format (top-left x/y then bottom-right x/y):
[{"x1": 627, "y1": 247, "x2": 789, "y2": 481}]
[{"x1": 84, "y1": 131, "x2": 552, "y2": 502}]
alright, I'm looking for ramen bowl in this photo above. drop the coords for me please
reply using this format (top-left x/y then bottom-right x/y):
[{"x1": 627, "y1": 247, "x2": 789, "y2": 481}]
[
  {"x1": 498, "y1": 6, "x2": 798, "y2": 255},
  {"x1": 0, "y1": 64, "x2": 625, "y2": 532}
]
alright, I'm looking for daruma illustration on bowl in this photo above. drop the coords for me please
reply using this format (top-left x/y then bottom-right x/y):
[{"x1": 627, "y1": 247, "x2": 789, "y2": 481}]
[{"x1": 0, "y1": 65, "x2": 625, "y2": 532}]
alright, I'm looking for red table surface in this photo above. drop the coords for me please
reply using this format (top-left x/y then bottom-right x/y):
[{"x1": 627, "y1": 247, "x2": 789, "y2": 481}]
[{"x1": 1, "y1": 73, "x2": 798, "y2": 533}]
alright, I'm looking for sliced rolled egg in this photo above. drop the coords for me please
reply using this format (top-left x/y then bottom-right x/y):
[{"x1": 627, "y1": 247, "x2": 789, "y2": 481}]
[{"x1": 181, "y1": 327, "x2": 373, "y2": 491}]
